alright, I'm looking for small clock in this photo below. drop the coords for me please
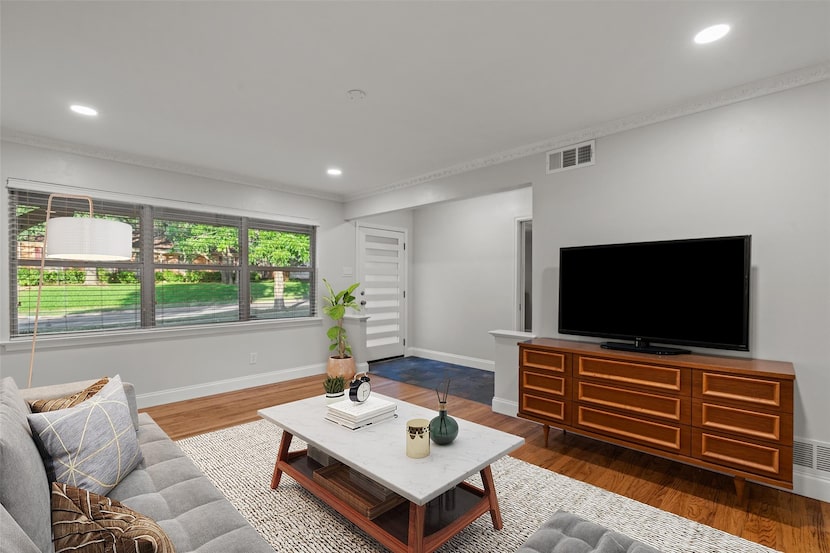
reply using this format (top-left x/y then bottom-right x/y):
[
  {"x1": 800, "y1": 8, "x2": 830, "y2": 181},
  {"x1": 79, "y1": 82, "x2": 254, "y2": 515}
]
[{"x1": 349, "y1": 374, "x2": 371, "y2": 403}]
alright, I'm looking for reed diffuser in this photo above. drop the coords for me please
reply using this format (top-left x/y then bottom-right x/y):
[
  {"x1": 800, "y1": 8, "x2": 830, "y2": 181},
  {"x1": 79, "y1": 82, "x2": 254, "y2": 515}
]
[{"x1": 429, "y1": 377, "x2": 459, "y2": 445}]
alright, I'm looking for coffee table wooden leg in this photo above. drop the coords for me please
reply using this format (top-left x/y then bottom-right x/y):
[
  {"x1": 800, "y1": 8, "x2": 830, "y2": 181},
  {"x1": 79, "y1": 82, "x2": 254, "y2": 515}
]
[
  {"x1": 270, "y1": 431, "x2": 294, "y2": 489},
  {"x1": 407, "y1": 501, "x2": 426, "y2": 553},
  {"x1": 480, "y1": 465, "x2": 503, "y2": 530}
]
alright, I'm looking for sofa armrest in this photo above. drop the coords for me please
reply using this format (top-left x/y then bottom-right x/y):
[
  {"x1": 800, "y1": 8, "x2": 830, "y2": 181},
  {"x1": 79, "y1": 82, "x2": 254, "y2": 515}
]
[
  {"x1": 1, "y1": 504, "x2": 41, "y2": 553},
  {"x1": 21, "y1": 379, "x2": 140, "y2": 431}
]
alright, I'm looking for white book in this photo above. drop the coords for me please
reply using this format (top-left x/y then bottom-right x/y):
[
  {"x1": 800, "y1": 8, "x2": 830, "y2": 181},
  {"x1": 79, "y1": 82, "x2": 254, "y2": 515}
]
[
  {"x1": 325, "y1": 411, "x2": 398, "y2": 431},
  {"x1": 327, "y1": 396, "x2": 397, "y2": 422}
]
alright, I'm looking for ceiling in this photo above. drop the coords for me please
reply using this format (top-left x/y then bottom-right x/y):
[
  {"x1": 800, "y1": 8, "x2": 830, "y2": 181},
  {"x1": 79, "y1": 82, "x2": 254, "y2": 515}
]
[{"x1": 2, "y1": 1, "x2": 829, "y2": 202}]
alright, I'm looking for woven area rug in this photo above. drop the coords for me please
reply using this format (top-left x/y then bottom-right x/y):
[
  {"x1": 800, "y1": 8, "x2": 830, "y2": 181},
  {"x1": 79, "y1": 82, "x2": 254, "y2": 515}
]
[{"x1": 177, "y1": 419, "x2": 778, "y2": 553}]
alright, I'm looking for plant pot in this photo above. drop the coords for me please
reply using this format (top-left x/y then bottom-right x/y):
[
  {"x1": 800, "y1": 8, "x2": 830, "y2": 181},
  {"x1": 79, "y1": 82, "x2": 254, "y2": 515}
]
[
  {"x1": 325, "y1": 392, "x2": 345, "y2": 404},
  {"x1": 327, "y1": 356, "x2": 356, "y2": 381}
]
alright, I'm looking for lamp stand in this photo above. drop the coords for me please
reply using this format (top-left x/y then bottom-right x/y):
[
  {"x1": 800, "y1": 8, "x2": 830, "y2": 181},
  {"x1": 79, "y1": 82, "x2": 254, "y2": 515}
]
[{"x1": 27, "y1": 194, "x2": 97, "y2": 387}]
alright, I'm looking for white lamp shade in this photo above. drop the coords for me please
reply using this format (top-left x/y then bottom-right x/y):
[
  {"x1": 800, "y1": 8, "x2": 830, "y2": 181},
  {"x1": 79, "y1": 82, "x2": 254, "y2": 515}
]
[{"x1": 45, "y1": 217, "x2": 133, "y2": 261}]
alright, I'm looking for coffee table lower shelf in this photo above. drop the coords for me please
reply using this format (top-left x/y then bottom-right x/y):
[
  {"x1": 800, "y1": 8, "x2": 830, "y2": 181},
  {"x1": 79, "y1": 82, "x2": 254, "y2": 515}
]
[{"x1": 270, "y1": 432, "x2": 502, "y2": 553}]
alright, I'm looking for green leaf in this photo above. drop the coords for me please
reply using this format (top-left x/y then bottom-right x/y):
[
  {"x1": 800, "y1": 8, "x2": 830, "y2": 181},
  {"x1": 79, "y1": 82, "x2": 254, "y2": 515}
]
[
  {"x1": 323, "y1": 278, "x2": 335, "y2": 296},
  {"x1": 328, "y1": 305, "x2": 345, "y2": 320}
]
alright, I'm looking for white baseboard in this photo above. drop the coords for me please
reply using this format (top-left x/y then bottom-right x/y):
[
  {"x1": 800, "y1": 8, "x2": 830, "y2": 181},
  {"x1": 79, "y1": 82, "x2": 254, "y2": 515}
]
[
  {"x1": 793, "y1": 467, "x2": 830, "y2": 502},
  {"x1": 405, "y1": 347, "x2": 495, "y2": 372},
  {"x1": 492, "y1": 397, "x2": 518, "y2": 418},
  {"x1": 135, "y1": 363, "x2": 326, "y2": 408}
]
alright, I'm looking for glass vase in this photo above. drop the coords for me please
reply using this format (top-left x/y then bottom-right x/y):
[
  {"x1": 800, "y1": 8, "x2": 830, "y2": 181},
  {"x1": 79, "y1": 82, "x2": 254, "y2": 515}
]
[{"x1": 429, "y1": 402, "x2": 458, "y2": 445}]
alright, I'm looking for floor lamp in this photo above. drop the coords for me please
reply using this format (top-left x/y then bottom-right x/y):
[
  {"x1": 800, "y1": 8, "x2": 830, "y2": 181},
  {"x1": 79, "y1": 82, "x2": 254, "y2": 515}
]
[{"x1": 27, "y1": 193, "x2": 133, "y2": 387}]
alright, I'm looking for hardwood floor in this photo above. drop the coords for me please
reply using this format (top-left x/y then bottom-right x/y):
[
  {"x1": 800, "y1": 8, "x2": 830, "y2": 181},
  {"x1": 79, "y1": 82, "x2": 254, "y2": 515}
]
[{"x1": 142, "y1": 374, "x2": 829, "y2": 553}]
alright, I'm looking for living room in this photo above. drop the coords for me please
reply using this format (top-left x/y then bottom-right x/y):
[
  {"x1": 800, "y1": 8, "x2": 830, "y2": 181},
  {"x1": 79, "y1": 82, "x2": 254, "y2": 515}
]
[{"x1": 1, "y1": 2, "x2": 828, "y2": 552}]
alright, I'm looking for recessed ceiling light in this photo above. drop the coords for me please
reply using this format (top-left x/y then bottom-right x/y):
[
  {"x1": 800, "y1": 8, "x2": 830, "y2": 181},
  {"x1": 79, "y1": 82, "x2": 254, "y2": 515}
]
[
  {"x1": 70, "y1": 104, "x2": 98, "y2": 116},
  {"x1": 327, "y1": 168, "x2": 343, "y2": 176},
  {"x1": 694, "y1": 24, "x2": 730, "y2": 45}
]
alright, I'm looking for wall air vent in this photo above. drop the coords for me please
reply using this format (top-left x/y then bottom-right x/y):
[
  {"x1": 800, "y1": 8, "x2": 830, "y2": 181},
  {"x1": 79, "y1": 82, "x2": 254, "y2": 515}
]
[
  {"x1": 546, "y1": 140, "x2": 595, "y2": 174},
  {"x1": 817, "y1": 443, "x2": 830, "y2": 472},
  {"x1": 793, "y1": 438, "x2": 830, "y2": 473},
  {"x1": 793, "y1": 440, "x2": 814, "y2": 468}
]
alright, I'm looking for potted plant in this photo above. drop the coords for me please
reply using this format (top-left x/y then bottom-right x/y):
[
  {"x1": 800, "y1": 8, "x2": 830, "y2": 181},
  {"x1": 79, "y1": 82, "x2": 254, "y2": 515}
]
[
  {"x1": 322, "y1": 278, "x2": 360, "y2": 380},
  {"x1": 323, "y1": 375, "x2": 346, "y2": 403}
]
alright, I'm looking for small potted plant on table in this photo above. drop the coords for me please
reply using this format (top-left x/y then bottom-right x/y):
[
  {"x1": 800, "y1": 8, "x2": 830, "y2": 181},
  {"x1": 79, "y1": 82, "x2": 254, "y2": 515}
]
[{"x1": 323, "y1": 375, "x2": 345, "y2": 403}]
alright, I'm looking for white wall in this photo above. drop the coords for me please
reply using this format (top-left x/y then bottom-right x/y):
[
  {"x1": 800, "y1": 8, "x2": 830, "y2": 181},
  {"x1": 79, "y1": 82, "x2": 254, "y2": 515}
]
[
  {"x1": 534, "y1": 80, "x2": 830, "y2": 446},
  {"x1": 409, "y1": 187, "x2": 532, "y2": 368},
  {"x1": 0, "y1": 141, "x2": 354, "y2": 405}
]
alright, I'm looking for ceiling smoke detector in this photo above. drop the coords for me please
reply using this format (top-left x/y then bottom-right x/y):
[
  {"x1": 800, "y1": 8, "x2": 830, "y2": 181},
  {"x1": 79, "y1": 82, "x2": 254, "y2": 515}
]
[{"x1": 347, "y1": 89, "x2": 367, "y2": 101}]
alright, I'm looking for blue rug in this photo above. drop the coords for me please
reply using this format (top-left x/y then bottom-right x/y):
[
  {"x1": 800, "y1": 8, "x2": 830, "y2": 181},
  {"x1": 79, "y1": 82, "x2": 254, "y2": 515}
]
[{"x1": 368, "y1": 357, "x2": 493, "y2": 405}]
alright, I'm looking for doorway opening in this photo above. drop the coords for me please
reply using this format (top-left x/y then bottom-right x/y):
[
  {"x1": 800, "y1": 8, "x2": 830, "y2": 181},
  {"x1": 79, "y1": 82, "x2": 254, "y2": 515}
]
[{"x1": 517, "y1": 218, "x2": 532, "y2": 332}]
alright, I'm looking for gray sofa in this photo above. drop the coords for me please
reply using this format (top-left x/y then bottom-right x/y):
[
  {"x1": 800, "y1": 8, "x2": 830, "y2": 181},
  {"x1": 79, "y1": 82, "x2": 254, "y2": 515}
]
[
  {"x1": 518, "y1": 511, "x2": 662, "y2": 553},
  {"x1": 0, "y1": 377, "x2": 275, "y2": 553}
]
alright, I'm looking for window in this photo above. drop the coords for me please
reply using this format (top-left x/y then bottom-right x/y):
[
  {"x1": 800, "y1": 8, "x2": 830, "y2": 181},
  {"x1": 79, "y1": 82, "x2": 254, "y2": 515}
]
[
  {"x1": 8, "y1": 189, "x2": 317, "y2": 338},
  {"x1": 248, "y1": 221, "x2": 314, "y2": 320}
]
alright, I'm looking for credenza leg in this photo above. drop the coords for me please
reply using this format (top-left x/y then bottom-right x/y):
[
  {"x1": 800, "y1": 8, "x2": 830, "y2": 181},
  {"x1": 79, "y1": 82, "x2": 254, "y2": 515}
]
[
  {"x1": 543, "y1": 424, "x2": 550, "y2": 447},
  {"x1": 270, "y1": 431, "x2": 294, "y2": 489},
  {"x1": 733, "y1": 476, "x2": 746, "y2": 501}
]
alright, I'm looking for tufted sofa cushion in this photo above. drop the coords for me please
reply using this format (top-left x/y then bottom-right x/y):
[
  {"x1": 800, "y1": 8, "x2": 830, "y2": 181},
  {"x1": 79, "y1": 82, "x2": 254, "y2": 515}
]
[
  {"x1": 107, "y1": 412, "x2": 274, "y2": 552},
  {"x1": 518, "y1": 510, "x2": 662, "y2": 553}
]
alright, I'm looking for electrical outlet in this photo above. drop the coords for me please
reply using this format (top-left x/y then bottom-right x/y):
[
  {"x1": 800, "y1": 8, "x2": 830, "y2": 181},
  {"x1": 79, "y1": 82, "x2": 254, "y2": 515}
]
[{"x1": 249, "y1": 352, "x2": 258, "y2": 365}]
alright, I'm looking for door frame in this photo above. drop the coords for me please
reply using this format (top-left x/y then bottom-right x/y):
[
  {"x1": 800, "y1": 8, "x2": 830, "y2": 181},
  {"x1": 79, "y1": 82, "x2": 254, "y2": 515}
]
[
  {"x1": 355, "y1": 222, "x2": 408, "y2": 360},
  {"x1": 515, "y1": 216, "x2": 532, "y2": 332}
]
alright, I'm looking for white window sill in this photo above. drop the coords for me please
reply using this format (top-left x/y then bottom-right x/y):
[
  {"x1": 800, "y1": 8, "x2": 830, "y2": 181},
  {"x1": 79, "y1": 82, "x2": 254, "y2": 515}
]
[{"x1": 0, "y1": 317, "x2": 323, "y2": 353}]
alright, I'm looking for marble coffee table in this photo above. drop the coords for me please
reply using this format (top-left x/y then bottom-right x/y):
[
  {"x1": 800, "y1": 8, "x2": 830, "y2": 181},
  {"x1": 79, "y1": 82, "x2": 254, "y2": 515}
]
[{"x1": 258, "y1": 393, "x2": 524, "y2": 553}]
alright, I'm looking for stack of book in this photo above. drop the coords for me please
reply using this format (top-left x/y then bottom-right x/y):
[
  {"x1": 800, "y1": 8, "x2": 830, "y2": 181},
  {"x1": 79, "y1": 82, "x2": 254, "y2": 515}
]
[{"x1": 325, "y1": 396, "x2": 397, "y2": 430}]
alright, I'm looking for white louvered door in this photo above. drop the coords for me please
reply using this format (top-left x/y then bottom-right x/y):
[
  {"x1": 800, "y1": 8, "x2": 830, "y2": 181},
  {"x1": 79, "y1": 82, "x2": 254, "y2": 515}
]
[{"x1": 357, "y1": 225, "x2": 406, "y2": 361}]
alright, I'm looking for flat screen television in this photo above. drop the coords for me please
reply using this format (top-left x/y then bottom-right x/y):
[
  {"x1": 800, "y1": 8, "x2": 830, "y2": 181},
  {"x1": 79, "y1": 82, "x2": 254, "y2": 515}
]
[{"x1": 558, "y1": 235, "x2": 751, "y2": 355}]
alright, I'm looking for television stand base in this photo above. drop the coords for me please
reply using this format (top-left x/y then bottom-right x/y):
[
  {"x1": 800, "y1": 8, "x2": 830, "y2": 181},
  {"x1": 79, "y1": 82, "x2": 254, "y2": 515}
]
[{"x1": 600, "y1": 341, "x2": 690, "y2": 356}]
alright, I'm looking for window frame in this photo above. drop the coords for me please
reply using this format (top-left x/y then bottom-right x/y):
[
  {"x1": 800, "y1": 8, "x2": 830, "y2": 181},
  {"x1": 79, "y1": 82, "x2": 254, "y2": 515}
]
[{"x1": 8, "y1": 188, "x2": 318, "y2": 340}]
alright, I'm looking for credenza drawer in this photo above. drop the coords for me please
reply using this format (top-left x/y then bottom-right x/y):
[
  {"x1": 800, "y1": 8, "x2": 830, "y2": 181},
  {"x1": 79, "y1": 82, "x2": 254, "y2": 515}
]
[
  {"x1": 522, "y1": 349, "x2": 568, "y2": 372},
  {"x1": 577, "y1": 357, "x2": 687, "y2": 393},
  {"x1": 692, "y1": 429, "x2": 792, "y2": 482},
  {"x1": 694, "y1": 371, "x2": 793, "y2": 412},
  {"x1": 693, "y1": 400, "x2": 792, "y2": 443},
  {"x1": 577, "y1": 381, "x2": 690, "y2": 423},
  {"x1": 520, "y1": 394, "x2": 570, "y2": 425},
  {"x1": 521, "y1": 368, "x2": 568, "y2": 397},
  {"x1": 575, "y1": 405, "x2": 688, "y2": 454}
]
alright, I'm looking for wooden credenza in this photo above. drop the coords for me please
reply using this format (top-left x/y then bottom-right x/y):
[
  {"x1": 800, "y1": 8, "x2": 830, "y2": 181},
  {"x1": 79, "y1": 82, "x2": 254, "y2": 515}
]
[{"x1": 518, "y1": 338, "x2": 795, "y2": 496}]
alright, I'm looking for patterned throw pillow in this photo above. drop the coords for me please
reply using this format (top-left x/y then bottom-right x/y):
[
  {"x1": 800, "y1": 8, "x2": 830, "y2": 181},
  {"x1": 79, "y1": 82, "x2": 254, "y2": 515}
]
[
  {"x1": 51, "y1": 482, "x2": 175, "y2": 553},
  {"x1": 27, "y1": 375, "x2": 142, "y2": 496},
  {"x1": 29, "y1": 377, "x2": 110, "y2": 413}
]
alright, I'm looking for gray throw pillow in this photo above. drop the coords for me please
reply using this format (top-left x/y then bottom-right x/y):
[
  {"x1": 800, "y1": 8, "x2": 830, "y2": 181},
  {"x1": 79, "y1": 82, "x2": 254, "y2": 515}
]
[{"x1": 27, "y1": 374, "x2": 142, "y2": 496}]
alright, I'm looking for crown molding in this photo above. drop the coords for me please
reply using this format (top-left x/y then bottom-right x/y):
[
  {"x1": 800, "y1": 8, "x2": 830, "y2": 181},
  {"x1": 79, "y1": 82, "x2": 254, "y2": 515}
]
[
  {"x1": 346, "y1": 62, "x2": 830, "y2": 202},
  {"x1": 0, "y1": 130, "x2": 345, "y2": 203},
  {"x1": 3, "y1": 63, "x2": 827, "y2": 207}
]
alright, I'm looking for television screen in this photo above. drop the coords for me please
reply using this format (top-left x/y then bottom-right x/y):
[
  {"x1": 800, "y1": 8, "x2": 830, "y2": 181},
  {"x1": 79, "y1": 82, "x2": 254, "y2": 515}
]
[{"x1": 558, "y1": 235, "x2": 751, "y2": 353}]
